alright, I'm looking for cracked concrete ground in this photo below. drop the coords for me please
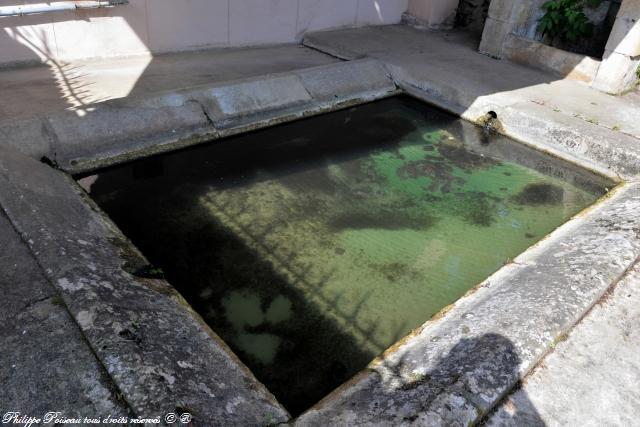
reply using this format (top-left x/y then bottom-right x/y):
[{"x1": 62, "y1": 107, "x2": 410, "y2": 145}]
[{"x1": 1, "y1": 23, "x2": 639, "y2": 426}]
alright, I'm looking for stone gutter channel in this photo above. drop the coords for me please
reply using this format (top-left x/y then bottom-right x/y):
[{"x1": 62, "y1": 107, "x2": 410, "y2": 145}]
[{"x1": 1, "y1": 57, "x2": 640, "y2": 425}]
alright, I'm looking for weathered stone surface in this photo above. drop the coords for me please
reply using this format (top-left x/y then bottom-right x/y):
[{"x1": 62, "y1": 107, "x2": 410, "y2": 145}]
[
  {"x1": 1, "y1": 25, "x2": 639, "y2": 424},
  {"x1": 591, "y1": 0, "x2": 640, "y2": 94},
  {"x1": 47, "y1": 99, "x2": 216, "y2": 171},
  {"x1": 0, "y1": 212, "x2": 128, "y2": 419},
  {"x1": 618, "y1": 0, "x2": 640, "y2": 19},
  {"x1": 0, "y1": 116, "x2": 54, "y2": 160},
  {"x1": 486, "y1": 0, "x2": 515, "y2": 22},
  {"x1": 604, "y1": 15, "x2": 640, "y2": 57},
  {"x1": 304, "y1": 24, "x2": 463, "y2": 60},
  {"x1": 0, "y1": 146, "x2": 290, "y2": 425},
  {"x1": 294, "y1": 59, "x2": 395, "y2": 102},
  {"x1": 296, "y1": 182, "x2": 640, "y2": 425},
  {"x1": 201, "y1": 74, "x2": 313, "y2": 127},
  {"x1": 502, "y1": 35, "x2": 600, "y2": 82},
  {"x1": 465, "y1": 99, "x2": 640, "y2": 177},
  {"x1": 2, "y1": 58, "x2": 397, "y2": 174},
  {"x1": 488, "y1": 259, "x2": 640, "y2": 426},
  {"x1": 405, "y1": 0, "x2": 458, "y2": 29}
]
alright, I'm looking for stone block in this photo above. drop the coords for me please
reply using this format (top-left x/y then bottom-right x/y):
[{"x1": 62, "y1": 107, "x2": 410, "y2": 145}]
[
  {"x1": 479, "y1": 17, "x2": 511, "y2": 58},
  {"x1": 502, "y1": 35, "x2": 600, "y2": 82},
  {"x1": 593, "y1": 50, "x2": 640, "y2": 94},
  {"x1": 47, "y1": 100, "x2": 213, "y2": 167},
  {"x1": 427, "y1": 0, "x2": 459, "y2": 28},
  {"x1": 356, "y1": 0, "x2": 409, "y2": 25},
  {"x1": 297, "y1": 0, "x2": 358, "y2": 34},
  {"x1": 604, "y1": 17, "x2": 640, "y2": 57},
  {"x1": 0, "y1": 146, "x2": 291, "y2": 424},
  {"x1": 202, "y1": 74, "x2": 312, "y2": 126},
  {"x1": 407, "y1": 0, "x2": 457, "y2": 28},
  {"x1": 295, "y1": 59, "x2": 395, "y2": 102},
  {"x1": 487, "y1": 0, "x2": 515, "y2": 22}
]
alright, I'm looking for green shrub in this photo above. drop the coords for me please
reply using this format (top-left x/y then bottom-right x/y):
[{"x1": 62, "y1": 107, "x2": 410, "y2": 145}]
[{"x1": 538, "y1": 0, "x2": 603, "y2": 42}]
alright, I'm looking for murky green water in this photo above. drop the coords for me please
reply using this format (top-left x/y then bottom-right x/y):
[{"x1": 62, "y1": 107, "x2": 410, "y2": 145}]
[{"x1": 79, "y1": 96, "x2": 608, "y2": 414}]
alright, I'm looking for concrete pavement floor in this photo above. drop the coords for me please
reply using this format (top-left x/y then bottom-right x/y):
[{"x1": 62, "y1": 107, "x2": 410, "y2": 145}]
[{"x1": 0, "y1": 44, "x2": 337, "y2": 122}]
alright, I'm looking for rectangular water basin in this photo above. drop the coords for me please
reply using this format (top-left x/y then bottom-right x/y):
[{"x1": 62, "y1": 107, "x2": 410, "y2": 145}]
[{"x1": 77, "y1": 96, "x2": 609, "y2": 415}]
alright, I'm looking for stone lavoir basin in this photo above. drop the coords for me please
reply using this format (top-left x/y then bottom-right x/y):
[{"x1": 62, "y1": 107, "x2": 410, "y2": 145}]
[{"x1": 76, "y1": 96, "x2": 608, "y2": 415}]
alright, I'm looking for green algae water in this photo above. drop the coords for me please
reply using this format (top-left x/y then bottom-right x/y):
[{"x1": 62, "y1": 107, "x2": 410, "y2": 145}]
[{"x1": 79, "y1": 96, "x2": 609, "y2": 414}]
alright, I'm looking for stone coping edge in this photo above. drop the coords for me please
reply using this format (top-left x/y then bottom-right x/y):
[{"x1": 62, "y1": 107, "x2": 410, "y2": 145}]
[
  {"x1": 0, "y1": 59, "x2": 398, "y2": 176},
  {"x1": 0, "y1": 146, "x2": 291, "y2": 425}
]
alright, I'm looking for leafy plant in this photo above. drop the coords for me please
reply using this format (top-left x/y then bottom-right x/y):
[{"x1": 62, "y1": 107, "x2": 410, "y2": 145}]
[{"x1": 538, "y1": 0, "x2": 603, "y2": 42}]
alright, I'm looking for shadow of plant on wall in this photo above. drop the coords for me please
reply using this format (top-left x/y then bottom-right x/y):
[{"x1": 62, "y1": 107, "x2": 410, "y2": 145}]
[
  {"x1": 0, "y1": 7, "x2": 150, "y2": 121},
  {"x1": 4, "y1": 26, "x2": 109, "y2": 113}
]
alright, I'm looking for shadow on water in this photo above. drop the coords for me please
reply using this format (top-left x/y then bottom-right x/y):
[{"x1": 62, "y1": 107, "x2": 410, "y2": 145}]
[{"x1": 104, "y1": 193, "x2": 378, "y2": 415}]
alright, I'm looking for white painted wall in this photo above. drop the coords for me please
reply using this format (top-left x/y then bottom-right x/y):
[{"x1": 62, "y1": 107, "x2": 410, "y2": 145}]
[
  {"x1": 407, "y1": 0, "x2": 459, "y2": 29},
  {"x1": 0, "y1": 0, "x2": 409, "y2": 65}
]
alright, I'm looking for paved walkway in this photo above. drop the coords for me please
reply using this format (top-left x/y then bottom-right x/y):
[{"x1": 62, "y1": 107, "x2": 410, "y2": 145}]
[
  {"x1": 487, "y1": 258, "x2": 640, "y2": 426},
  {"x1": 0, "y1": 44, "x2": 336, "y2": 122}
]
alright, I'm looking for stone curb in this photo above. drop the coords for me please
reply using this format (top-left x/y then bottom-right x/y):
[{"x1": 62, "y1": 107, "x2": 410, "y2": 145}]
[
  {"x1": 0, "y1": 146, "x2": 291, "y2": 425},
  {"x1": 0, "y1": 59, "x2": 397, "y2": 175}
]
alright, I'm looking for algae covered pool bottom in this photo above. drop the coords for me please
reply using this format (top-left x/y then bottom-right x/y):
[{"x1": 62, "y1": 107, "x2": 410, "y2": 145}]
[{"x1": 78, "y1": 96, "x2": 608, "y2": 415}]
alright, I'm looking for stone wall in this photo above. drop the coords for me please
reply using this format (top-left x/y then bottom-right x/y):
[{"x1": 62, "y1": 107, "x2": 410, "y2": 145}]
[
  {"x1": 593, "y1": 0, "x2": 640, "y2": 93},
  {"x1": 0, "y1": 0, "x2": 409, "y2": 66},
  {"x1": 479, "y1": 0, "x2": 639, "y2": 93}
]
